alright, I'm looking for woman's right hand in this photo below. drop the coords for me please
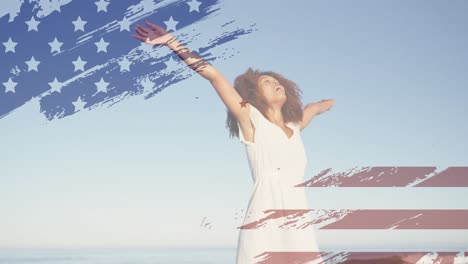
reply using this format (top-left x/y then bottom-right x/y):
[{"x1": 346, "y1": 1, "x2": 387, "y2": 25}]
[{"x1": 131, "y1": 20, "x2": 174, "y2": 47}]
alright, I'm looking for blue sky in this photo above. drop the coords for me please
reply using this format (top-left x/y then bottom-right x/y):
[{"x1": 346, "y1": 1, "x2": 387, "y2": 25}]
[{"x1": 1, "y1": 0, "x2": 467, "y2": 250}]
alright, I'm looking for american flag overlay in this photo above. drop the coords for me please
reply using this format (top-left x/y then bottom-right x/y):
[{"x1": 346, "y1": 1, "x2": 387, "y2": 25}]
[
  {"x1": 234, "y1": 166, "x2": 468, "y2": 263},
  {"x1": 2, "y1": 2, "x2": 467, "y2": 264},
  {"x1": 0, "y1": 0, "x2": 257, "y2": 120}
]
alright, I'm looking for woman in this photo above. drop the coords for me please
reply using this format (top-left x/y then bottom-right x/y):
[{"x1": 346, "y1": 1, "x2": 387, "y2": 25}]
[{"x1": 132, "y1": 20, "x2": 334, "y2": 264}]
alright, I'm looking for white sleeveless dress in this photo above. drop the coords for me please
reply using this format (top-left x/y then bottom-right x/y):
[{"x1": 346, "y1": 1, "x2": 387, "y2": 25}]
[{"x1": 235, "y1": 105, "x2": 323, "y2": 264}]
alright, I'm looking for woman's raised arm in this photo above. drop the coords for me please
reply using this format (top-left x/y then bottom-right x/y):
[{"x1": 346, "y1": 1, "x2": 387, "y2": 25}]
[
  {"x1": 131, "y1": 20, "x2": 249, "y2": 121},
  {"x1": 300, "y1": 99, "x2": 335, "y2": 131}
]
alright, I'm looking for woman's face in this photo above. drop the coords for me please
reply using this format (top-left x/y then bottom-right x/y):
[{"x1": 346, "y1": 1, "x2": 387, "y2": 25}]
[{"x1": 257, "y1": 75, "x2": 286, "y2": 106}]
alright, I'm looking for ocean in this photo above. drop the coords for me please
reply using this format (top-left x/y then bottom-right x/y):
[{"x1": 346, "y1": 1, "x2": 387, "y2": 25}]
[{"x1": 0, "y1": 248, "x2": 237, "y2": 264}]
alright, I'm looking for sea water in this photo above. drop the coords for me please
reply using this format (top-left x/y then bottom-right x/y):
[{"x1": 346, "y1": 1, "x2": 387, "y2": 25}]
[{"x1": 0, "y1": 248, "x2": 237, "y2": 264}]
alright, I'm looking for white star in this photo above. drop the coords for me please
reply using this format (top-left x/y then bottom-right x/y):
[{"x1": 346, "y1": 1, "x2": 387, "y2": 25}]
[
  {"x1": 94, "y1": 37, "x2": 109, "y2": 53},
  {"x1": 95, "y1": 0, "x2": 110, "y2": 12},
  {"x1": 163, "y1": 56, "x2": 180, "y2": 70},
  {"x1": 25, "y1": 16, "x2": 40, "y2": 31},
  {"x1": 48, "y1": 37, "x2": 63, "y2": 53},
  {"x1": 51, "y1": 0, "x2": 62, "y2": 13},
  {"x1": 2, "y1": 77, "x2": 17, "y2": 93},
  {"x1": 94, "y1": 77, "x2": 109, "y2": 93},
  {"x1": 72, "y1": 96, "x2": 86, "y2": 112},
  {"x1": 72, "y1": 16, "x2": 87, "y2": 32},
  {"x1": 118, "y1": 57, "x2": 132, "y2": 72},
  {"x1": 163, "y1": 16, "x2": 179, "y2": 32},
  {"x1": 3, "y1": 37, "x2": 17, "y2": 53},
  {"x1": 139, "y1": 77, "x2": 154, "y2": 92},
  {"x1": 48, "y1": 77, "x2": 63, "y2": 93},
  {"x1": 72, "y1": 56, "x2": 87, "y2": 72},
  {"x1": 25, "y1": 56, "x2": 40, "y2": 72},
  {"x1": 187, "y1": 0, "x2": 202, "y2": 12},
  {"x1": 118, "y1": 16, "x2": 131, "y2": 32}
]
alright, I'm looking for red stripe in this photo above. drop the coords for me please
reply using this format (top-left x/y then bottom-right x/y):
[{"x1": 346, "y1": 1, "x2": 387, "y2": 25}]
[
  {"x1": 255, "y1": 251, "x2": 467, "y2": 264},
  {"x1": 238, "y1": 209, "x2": 468, "y2": 229},
  {"x1": 297, "y1": 166, "x2": 468, "y2": 187}
]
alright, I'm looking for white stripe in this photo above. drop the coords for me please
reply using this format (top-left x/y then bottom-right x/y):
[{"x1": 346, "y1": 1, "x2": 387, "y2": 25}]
[
  {"x1": 313, "y1": 229, "x2": 468, "y2": 251},
  {"x1": 306, "y1": 187, "x2": 468, "y2": 209}
]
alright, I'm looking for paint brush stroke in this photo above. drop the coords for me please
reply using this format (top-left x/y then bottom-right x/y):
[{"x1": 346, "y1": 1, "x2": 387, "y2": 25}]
[
  {"x1": 298, "y1": 166, "x2": 468, "y2": 187},
  {"x1": 238, "y1": 209, "x2": 468, "y2": 230},
  {"x1": 39, "y1": 25, "x2": 256, "y2": 119},
  {"x1": 236, "y1": 166, "x2": 468, "y2": 263},
  {"x1": 0, "y1": 0, "x2": 258, "y2": 120},
  {"x1": 255, "y1": 251, "x2": 468, "y2": 264},
  {"x1": 319, "y1": 209, "x2": 468, "y2": 229},
  {"x1": 238, "y1": 209, "x2": 313, "y2": 230}
]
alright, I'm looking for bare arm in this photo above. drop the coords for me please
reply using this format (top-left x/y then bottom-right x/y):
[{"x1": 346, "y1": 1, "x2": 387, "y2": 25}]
[
  {"x1": 300, "y1": 99, "x2": 335, "y2": 131},
  {"x1": 166, "y1": 37, "x2": 249, "y2": 121},
  {"x1": 131, "y1": 21, "x2": 250, "y2": 122}
]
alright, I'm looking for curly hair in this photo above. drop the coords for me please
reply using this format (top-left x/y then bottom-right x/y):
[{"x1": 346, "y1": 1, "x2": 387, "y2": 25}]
[{"x1": 226, "y1": 67, "x2": 304, "y2": 139}]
